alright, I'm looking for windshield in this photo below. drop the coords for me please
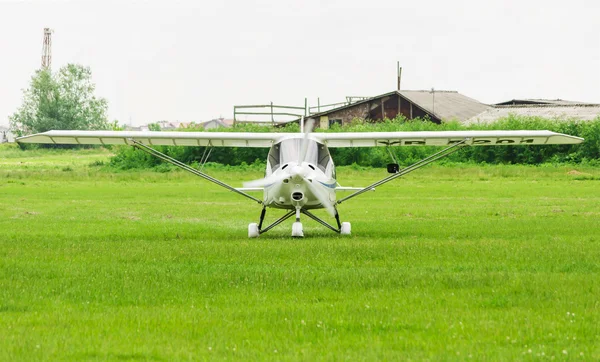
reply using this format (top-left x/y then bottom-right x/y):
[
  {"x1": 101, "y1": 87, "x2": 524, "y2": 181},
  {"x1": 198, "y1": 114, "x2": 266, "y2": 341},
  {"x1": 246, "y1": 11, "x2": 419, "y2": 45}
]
[
  {"x1": 267, "y1": 138, "x2": 333, "y2": 174},
  {"x1": 280, "y1": 139, "x2": 319, "y2": 165}
]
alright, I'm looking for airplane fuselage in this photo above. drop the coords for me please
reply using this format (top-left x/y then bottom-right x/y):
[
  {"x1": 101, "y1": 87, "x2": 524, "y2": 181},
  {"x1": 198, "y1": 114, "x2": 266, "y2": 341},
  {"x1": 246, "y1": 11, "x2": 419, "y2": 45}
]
[
  {"x1": 261, "y1": 136, "x2": 336, "y2": 213},
  {"x1": 263, "y1": 161, "x2": 336, "y2": 211}
]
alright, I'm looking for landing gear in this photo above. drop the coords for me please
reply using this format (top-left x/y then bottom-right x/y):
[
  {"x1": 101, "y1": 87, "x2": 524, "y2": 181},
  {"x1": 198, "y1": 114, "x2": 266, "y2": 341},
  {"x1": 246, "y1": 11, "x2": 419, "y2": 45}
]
[
  {"x1": 340, "y1": 222, "x2": 351, "y2": 235},
  {"x1": 299, "y1": 209, "x2": 351, "y2": 236},
  {"x1": 248, "y1": 207, "x2": 296, "y2": 238},
  {"x1": 248, "y1": 207, "x2": 266, "y2": 238},
  {"x1": 292, "y1": 207, "x2": 304, "y2": 237},
  {"x1": 248, "y1": 223, "x2": 259, "y2": 238},
  {"x1": 248, "y1": 206, "x2": 350, "y2": 238}
]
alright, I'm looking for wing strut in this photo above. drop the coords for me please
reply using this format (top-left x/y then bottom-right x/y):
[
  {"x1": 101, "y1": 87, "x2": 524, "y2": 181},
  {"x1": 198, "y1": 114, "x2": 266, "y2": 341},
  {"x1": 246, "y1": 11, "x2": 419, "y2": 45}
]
[
  {"x1": 129, "y1": 139, "x2": 263, "y2": 204},
  {"x1": 198, "y1": 144, "x2": 213, "y2": 172},
  {"x1": 337, "y1": 139, "x2": 469, "y2": 205}
]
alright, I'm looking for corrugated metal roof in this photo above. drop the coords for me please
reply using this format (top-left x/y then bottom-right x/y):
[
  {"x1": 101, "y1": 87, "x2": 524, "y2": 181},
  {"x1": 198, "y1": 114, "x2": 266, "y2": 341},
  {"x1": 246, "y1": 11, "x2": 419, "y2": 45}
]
[
  {"x1": 466, "y1": 104, "x2": 600, "y2": 124},
  {"x1": 495, "y1": 98, "x2": 591, "y2": 106},
  {"x1": 399, "y1": 90, "x2": 490, "y2": 121}
]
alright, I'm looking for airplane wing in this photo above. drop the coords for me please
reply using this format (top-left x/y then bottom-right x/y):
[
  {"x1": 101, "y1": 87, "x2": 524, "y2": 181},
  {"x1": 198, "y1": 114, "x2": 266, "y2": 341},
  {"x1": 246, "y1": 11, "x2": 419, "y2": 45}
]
[
  {"x1": 16, "y1": 130, "x2": 584, "y2": 147},
  {"x1": 15, "y1": 130, "x2": 288, "y2": 204},
  {"x1": 313, "y1": 130, "x2": 583, "y2": 147},
  {"x1": 16, "y1": 130, "x2": 288, "y2": 147},
  {"x1": 328, "y1": 130, "x2": 584, "y2": 205}
]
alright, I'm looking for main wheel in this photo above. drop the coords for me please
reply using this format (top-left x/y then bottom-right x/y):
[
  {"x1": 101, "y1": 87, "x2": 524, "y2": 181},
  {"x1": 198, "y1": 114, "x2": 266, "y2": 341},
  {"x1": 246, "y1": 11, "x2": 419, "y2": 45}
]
[
  {"x1": 292, "y1": 222, "x2": 304, "y2": 237},
  {"x1": 340, "y1": 222, "x2": 351, "y2": 235},
  {"x1": 248, "y1": 223, "x2": 259, "y2": 238}
]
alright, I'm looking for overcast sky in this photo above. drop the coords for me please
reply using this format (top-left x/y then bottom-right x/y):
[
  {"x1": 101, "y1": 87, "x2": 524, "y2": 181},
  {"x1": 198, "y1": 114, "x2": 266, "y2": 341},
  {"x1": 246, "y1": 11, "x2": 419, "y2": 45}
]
[{"x1": 1, "y1": 0, "x2": 599, "y2": 127}]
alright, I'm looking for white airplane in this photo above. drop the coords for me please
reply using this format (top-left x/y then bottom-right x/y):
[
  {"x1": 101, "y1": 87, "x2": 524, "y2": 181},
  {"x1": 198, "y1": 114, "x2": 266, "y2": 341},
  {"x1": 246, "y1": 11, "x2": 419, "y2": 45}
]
[{"x1": 16, "y1": 120, "x2": 583, "y2": 237}]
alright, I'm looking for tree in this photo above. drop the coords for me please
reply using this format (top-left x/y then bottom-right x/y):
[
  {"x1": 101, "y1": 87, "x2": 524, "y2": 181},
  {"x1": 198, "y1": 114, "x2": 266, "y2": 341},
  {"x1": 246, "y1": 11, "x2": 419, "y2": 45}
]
[
  {"x1": 148, "y1": 123, "x2": 161, "y2": 131},
  {"x1": 9, "y1": 64, "x2": 109, "y2": 136}
]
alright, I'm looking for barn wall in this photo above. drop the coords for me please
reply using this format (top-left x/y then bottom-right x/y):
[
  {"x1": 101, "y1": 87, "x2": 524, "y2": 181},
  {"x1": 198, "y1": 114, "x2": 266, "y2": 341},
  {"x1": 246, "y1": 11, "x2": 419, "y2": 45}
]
[
  {"x1": 384, "y1": 95, "x2": 399, "y2": 119},
  {"x1": 325, "y1": 95, "x2": 403, "y2": 125},
  {"x1": 399, "y1": 95, "x2": 412, "y2": 118},
  {"x1": 315, "y1": 94, "x2": 440, "y2": 125},
  {"x1": 326, "y1": 103, "x2": 370, "y2": 125},
  {"x1": 411, "y1": 103, "x2": 437, "y2": 122}
]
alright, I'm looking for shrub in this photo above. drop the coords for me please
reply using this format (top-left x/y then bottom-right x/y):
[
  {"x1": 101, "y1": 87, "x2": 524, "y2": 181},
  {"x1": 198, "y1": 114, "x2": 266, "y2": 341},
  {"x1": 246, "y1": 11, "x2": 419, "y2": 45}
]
[{"x1": 108, "y1": 116, "x2": 599, "y2": 170}]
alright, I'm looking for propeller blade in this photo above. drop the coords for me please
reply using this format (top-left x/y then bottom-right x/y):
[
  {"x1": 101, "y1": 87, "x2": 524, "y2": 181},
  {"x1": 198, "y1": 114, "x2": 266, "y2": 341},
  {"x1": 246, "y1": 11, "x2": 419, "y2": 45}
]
[
  {"x1": 243, "y1": 172, "x2": 288, "y2": 188},
  {"x1": 298, "y1": 118, "x2": 316, "y2": 164},
  {"x1": 305, "y1": 178, "x2": 336, "y2": 217}
]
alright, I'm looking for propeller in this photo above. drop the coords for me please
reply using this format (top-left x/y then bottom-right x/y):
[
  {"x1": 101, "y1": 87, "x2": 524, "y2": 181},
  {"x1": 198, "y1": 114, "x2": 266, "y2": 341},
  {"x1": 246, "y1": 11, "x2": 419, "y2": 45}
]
[
  {"x1": 244, "y1": 117, "x2": 316, "y2": 188},
  {"x1": 298, "y1": 117, "x2": 315, "y2": 165},
  {"x1": 244, "y1": 172, "x2": 288, "y2": 188},
  {"x1": 306, "y1": 178, "x2": 336, "y2": 217}
]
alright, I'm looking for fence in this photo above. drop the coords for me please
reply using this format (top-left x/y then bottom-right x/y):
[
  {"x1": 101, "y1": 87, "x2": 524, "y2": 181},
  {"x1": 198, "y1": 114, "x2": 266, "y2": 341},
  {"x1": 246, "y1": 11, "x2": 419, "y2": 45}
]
[
  {"x1": 307, "y1": 96, "x2": 370, "y2": 115},
  {"x1": 233, "y1": 100, "x2": 307, "y2": 125},
  {"x1": 234, "y1": 96, "x2": 372, "y2": 125}
]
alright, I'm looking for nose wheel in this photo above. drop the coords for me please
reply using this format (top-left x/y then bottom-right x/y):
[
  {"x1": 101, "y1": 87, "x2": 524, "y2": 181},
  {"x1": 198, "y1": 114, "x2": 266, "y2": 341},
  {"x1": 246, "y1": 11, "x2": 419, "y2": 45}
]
[
  {"x1": 292, "y1": 222, "x2": 304, "y2": 237},
  {"x1": 292, "y1": 207, "x2": 304, "y2": 237}
]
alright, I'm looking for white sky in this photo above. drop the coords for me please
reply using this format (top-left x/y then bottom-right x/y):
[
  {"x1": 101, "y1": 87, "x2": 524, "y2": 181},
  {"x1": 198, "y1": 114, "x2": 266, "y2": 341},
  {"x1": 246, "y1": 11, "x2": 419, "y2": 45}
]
[{"x1": 1, "y1": 0, "x2": 599, "y2": 127}]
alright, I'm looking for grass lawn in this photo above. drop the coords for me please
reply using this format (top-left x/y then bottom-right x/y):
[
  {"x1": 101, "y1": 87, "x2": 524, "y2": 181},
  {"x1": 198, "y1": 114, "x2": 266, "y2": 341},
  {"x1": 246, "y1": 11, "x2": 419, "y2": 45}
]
[{"x1": 1, "y1": 145, "x2": 599, "y2": 360}]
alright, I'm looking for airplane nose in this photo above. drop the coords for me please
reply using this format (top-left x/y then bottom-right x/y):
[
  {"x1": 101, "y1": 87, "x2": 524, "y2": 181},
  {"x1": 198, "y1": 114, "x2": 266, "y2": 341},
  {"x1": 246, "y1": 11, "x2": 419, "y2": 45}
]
[{"x1": 289, "y1": 165, "x2": 304, "y2": 181}]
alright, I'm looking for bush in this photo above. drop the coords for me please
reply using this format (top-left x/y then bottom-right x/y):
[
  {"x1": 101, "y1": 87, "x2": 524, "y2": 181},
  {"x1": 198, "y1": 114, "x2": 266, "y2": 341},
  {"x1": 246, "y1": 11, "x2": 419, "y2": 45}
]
[{"x1": 108, "y1": 116, "x2": 599, "y2": 170}]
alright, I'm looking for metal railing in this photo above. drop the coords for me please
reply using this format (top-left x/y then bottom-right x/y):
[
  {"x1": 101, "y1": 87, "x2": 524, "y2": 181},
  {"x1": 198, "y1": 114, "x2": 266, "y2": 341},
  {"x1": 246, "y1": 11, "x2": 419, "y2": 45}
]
[
  {"x1": 233, "y1": 100, "x2": 307, "y2": 125},
  {"x1": 308, "y1": 96, "x2": 371, "y2": 115},
  {"x1": 234, "y1": 95, "x2": 374, "y2": 124}
]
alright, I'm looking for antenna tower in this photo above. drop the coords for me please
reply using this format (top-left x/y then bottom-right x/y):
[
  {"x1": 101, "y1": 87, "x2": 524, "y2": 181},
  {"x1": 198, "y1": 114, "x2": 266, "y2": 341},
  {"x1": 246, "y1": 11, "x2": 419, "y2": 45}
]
[{"x1": 41, "y1": 28, "x2": 53, "y2": 70}]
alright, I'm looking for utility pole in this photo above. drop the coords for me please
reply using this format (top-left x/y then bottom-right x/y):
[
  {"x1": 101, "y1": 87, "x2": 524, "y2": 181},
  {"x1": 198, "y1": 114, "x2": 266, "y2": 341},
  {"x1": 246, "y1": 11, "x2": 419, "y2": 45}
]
[
  {"x1": 397, "y1": 61, "x2": 402, "y2": 91},
  {"x1": 430, "y1": 87, "x2": 435, "y2": 115},
  {"x1": 41, "y1": 28, "x2": 53, "y2": 70}
]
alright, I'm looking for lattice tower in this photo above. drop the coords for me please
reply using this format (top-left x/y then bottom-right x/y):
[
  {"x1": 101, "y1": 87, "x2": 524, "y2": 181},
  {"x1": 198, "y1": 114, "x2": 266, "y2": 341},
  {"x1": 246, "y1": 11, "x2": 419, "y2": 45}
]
[{"x1": 41, "y1": 28, "x2": 53, "y2": 69}]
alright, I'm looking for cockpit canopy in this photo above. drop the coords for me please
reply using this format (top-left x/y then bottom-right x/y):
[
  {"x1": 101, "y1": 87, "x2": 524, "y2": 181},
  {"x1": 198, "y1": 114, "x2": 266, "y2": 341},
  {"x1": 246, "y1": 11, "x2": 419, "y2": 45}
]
[{"x1": 268, "y1": 138, "x2": 334, "y2": 175}]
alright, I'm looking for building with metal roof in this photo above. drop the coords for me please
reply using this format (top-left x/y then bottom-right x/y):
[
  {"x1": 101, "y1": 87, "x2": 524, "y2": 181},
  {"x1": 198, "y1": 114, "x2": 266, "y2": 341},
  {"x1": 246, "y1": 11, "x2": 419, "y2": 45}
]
[
  {"x1": 308, "y1": 90, "x2": 491, "y2": 129},
  {"x1": 466, "y1": 103, "x2": 600, "y2": 124},
  {"x1": 199, "y1": 118, "x2": 234, "y2": 129},
  {"x1": 494, "y1": 99, "x2": 586, "y2": 106}
]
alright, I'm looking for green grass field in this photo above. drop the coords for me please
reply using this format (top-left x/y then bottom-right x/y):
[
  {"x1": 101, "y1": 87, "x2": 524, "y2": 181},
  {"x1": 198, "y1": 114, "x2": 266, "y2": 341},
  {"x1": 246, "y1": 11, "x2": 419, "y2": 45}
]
[{"x1": 1, "y1": 145, "x2": 599, "y2": 360}]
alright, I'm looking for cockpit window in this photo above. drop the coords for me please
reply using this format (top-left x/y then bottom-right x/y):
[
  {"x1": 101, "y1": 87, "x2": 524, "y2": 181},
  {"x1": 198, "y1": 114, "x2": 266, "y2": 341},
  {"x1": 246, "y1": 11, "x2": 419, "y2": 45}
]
[
  {"x1": 267, "y1": 138, "x2": 333, "y2": 175},
  {"x1": 279, "y1": 139, "x2": 318, "y2": 165}
]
